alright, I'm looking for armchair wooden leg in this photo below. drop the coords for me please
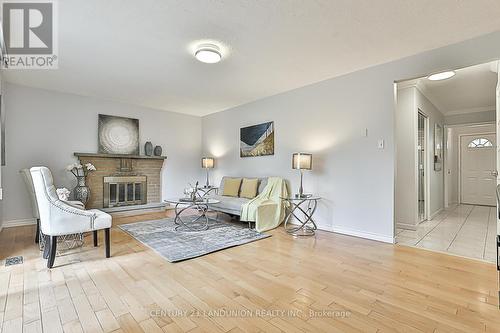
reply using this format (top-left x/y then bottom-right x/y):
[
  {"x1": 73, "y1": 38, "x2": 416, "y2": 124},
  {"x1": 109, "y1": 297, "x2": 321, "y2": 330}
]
[
  {"x1": 104, "y1": 228, "x2": 110, "y2": 258},
  {"x1": 93, "y1": 230, "x2": 98, "y2": 247},
  {"x1": 35, "y1": 219, "x2": 40, "y2": 244},
  {"x1": 47, "y1": 236, "x2": 57, "y2": 268},
  {"x1": 42, "y1": 234, "x2": 51, "y2": 259}
]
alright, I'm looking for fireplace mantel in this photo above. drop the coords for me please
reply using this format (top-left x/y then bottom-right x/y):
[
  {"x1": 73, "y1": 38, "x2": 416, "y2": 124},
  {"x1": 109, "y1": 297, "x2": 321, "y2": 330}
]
[{"x1": 74, "y1": 152, "x2": 167, "y2": 160}]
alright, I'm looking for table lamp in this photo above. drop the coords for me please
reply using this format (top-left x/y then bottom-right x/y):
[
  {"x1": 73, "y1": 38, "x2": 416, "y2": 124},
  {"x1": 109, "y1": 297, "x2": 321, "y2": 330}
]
[
  {"x1": 201, "y1": 157, "x2": 214, "y2": 188},
  {"x1": 292, "y1": 153, "x2": 312, "y2": 198}
]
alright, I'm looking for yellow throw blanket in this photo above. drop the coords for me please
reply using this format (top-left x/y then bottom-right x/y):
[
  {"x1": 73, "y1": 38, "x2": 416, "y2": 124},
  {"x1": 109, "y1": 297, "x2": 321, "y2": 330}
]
[{"x1": 240, "y1": 177, "x2": 289, "y2": 232}]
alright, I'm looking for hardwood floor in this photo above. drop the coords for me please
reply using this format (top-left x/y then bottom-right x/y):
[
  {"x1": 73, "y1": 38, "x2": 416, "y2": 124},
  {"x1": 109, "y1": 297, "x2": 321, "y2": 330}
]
[{"x1": 0, "y1": 210, "x2": 499, "y2": 332}]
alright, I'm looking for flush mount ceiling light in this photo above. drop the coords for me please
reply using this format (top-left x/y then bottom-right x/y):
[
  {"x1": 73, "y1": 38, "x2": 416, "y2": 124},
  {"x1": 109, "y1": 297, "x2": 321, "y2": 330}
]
[
  {"x1": 427, "y1": 71, "x2": 456, "y2": 81},
  {"x1": 194, "y1": 44, "x2": 222, "y2": 64}
]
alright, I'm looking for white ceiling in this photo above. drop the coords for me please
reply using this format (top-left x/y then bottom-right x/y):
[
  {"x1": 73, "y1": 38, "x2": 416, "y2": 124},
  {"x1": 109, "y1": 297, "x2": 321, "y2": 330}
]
[
  {"x1": 4, "y1": 0, "x2": 500, "y2": 116},
  {"x1": 413, "y1": 61, "x2": 498, "y2": 115}
]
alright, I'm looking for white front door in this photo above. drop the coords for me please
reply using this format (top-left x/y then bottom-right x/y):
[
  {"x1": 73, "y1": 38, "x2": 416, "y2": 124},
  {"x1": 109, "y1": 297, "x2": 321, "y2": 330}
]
[{"x1": 460, "y1": 133, "x2": 497, "y2": 206}]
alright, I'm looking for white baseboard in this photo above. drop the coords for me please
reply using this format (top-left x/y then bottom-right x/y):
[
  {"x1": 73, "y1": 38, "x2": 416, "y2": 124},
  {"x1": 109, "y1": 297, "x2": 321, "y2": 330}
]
[
  {"x1": 3, "y1": 218, "x2": 37, "y2": 228},
  {"x1": 320, "y1": 225, "x2": 394, "y2": 244},
  {"x1": 396, "y1": 222, "x2": 417, "y2": 231},
  {"x1": 429, "y1": 208, "x2": 443, "y2": 220}
]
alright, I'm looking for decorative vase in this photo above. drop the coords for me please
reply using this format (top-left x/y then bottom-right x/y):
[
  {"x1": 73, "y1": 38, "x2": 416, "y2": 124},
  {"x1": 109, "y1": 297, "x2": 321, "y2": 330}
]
[
  {"x1": 74, "y1": 176, "x2": 90, "y2": 205},
  {"x1": 154, "y1": 145, "x2": 162, "y2": 156},
  {"x1": 145, "y1": 141, "x2": 153, "y2": 156}
]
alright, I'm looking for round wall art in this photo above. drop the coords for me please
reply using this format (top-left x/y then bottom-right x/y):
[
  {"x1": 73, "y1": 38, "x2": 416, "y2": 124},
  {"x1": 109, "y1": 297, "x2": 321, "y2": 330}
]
[{"x1": 98, "y1": 114, "x2": 140, "y2": 155}]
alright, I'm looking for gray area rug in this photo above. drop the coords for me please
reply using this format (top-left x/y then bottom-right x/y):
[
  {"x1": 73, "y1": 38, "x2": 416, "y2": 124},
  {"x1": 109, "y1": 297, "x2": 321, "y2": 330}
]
[{"x1": 119, "y1": 216, "x2": 271, "y2": 262}]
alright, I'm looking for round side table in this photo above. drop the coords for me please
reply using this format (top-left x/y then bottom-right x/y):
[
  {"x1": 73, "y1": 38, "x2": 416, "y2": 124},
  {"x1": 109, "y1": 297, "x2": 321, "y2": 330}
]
[{"x1": 281, "y1": 196, "x2": 321, "y2": 236}]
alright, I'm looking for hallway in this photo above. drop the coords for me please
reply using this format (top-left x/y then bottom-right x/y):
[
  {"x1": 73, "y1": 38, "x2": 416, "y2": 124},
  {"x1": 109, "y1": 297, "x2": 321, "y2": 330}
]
[{"x1": 396, "y1": 204, "x2": 497, "y2": 263}]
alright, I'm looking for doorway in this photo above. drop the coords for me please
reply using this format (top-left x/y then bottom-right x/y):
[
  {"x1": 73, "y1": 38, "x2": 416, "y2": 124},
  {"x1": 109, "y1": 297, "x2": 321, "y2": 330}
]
[
  {"x1": 395, "y1": 60, "x2": 498, "y2": 264},
  {"x1": 460, "y1": 133, "x2": 496, "y2": 206}
]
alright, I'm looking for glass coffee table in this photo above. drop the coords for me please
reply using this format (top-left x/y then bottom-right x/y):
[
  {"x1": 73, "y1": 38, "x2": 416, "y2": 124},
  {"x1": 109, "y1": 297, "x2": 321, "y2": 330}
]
[{"x1": 164, "y1": 198, "x2": 220, "y2": 231}]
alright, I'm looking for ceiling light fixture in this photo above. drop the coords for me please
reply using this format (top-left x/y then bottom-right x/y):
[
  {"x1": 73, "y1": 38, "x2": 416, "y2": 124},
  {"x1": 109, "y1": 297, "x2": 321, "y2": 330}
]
[
  {"x1": 427, "y1": 71, "x2": 456, "y2": 81},
  {"x1": 194, "y1": 44, "x2": 222, "y2": 64}
]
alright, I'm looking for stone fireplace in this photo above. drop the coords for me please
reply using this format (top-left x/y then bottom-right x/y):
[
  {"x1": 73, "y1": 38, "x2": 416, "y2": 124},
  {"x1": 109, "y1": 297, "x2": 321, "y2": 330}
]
[{"x1": 75, "y1": 153, "x2": 166, "y2": 210}]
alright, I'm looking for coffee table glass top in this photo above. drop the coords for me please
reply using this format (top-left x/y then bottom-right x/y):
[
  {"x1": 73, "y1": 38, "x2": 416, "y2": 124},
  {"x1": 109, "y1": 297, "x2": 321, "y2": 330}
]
[
  {"x1": 164, "y1": 198, "x2": 220, "y2": 205},
  {"x1": 280, "y1": 196, "x2": 321, "y2": 201}
]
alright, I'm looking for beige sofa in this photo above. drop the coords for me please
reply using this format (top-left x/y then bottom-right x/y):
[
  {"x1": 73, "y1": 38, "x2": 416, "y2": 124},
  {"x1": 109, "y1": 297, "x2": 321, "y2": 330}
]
[{"x1": 207, "y1": 176, "x2": 268, "y2": 216}]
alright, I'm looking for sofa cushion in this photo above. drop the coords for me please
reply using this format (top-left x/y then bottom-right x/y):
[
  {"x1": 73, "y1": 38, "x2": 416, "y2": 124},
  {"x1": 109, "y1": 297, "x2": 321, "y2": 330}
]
[
  {"x1": 222, "y1": 178, "x2": 242, "y2": 197},
  {"x1": 209, "y1": 195, "x2": 250, "y2": 213},
  {"x1": 240, "y1": 178, "x2": 258, "y2": 199},
  {"x1": 218, "y1": 176, "x2": 268, "y2": 195}
]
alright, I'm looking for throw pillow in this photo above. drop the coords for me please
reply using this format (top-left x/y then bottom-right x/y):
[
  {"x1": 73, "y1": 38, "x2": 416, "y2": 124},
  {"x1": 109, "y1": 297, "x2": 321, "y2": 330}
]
[
  {"x1": 222, "y1": 178, "x2": 242, "y2": 197},
  {"x1": 240, "y1": 178, "x2": 259, "y2": 199}
]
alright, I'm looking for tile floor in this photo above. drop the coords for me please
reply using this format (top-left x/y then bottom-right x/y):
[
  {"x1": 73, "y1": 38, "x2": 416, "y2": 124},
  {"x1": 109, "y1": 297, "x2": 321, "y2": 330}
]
[{"x1": 396, "y1": 204, "x2": 498, "y2": 263}]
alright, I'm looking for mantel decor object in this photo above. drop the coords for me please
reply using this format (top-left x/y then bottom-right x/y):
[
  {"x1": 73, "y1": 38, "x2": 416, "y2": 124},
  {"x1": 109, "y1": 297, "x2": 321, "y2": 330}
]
[
  {"x1": 66, "y1": 162, "x2": 96, "y2": 205},
  {"x1": 154, "y1": 145, "x2": 162, "y2": 156},
  {"x1": 292, "y1": 152, "x2": 312, "y2": 198},
  {"x1": 145, "y1": 141, "x2": 153, "y2": 156}
]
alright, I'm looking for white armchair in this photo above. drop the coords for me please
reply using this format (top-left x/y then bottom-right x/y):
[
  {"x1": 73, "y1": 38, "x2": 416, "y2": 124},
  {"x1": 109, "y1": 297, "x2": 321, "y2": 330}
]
[
  {"x1": 30, "y1": 166, "x2": 112, "y2": 268},
  {"x1": 20, "y1": 168, "x2": 85, "y2": 244}
]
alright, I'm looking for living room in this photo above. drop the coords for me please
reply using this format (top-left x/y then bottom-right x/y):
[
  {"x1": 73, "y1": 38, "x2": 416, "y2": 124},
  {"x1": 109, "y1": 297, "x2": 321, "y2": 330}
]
[{"x1": 1, "y1": 1, "x2": 500, "y2": 332}]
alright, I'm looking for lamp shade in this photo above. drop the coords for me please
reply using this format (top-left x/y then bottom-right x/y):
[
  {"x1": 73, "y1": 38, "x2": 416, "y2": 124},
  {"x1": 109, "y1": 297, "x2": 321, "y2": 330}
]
[
  {"x1": 201, "y1": 157, "x2": 214, "y2": 169},
  {"x1": 292, "y1": 153, "x2": 312, "y2": 170}
]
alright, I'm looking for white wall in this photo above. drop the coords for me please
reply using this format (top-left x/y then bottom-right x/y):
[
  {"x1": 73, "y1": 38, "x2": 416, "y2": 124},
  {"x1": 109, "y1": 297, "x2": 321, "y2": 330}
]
[
  {"x1": 446, "y1": 123, "x2": 495, "y2": 205},
  {"x1": 395, "y1": 87, "x2": 417, "y2": 229},
  {"x1": 202, "y1": 31, "x2": 500, "y2": 243},
  {"x1": 3, "y1": 84, "x2": 202, "y2": 224},
  {"x1": 395, "y1": 86, "x2": 444, "y2": 229},
  {"x1": 0, "y1": 74, "x2": 3, "y2": 231}
]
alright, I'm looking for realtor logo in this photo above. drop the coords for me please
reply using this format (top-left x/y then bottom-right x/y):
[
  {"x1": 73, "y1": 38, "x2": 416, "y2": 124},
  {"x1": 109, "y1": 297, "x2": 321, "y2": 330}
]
[{"x1": 1, "y1": 1, "x2": 58, "y2": 69}]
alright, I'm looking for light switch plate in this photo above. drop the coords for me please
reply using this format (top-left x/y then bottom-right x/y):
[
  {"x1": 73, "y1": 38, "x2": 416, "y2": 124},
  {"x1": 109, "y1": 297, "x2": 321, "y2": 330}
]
[
  {"x1": 0, "y1": 188, "x2": 3, "y2": 200},
  {"x1": 377, "y1": 139, "x2": 384, "y2": 149}
]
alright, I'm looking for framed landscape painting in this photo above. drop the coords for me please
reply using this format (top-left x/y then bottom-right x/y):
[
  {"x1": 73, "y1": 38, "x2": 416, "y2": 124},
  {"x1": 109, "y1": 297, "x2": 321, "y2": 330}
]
[{"x1": 240, "y1": 121, "x2": 274, "y2": 157}]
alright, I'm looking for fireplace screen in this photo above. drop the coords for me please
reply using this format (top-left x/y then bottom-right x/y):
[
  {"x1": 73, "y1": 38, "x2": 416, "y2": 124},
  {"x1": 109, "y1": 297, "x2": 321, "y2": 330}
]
[{"x1": 103, "y1": 176, "x2": 147, "y2": 208}]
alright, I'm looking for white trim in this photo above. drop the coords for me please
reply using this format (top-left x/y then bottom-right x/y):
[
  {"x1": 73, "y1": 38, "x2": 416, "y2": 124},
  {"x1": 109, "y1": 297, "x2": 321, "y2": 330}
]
[
  {"x1": 2, "y1": 218, "x2": 36, "y2": 228},
  {"x1": 392, "y1": 82, "x2": 398, "y2": 244},
  {"x1": 395, "y1": 222, "x2": 418, "y2": 231},
  {"x1": 396, "y1": 79, "x2": 419, "y2": 90},
  {"x1": 322, "y1": 225, "x2": 394, "y2": 244},
  {"x1": 445, "y1": 106, "x2": 495, "y2": 116},
  {"x1": 445, "y1": 121, "x2": 495, "y2": 128}
]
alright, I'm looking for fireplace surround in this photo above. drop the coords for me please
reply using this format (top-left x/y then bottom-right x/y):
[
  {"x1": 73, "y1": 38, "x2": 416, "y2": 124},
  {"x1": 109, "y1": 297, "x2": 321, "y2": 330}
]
[
  {"x1": 103, "y1": 175, "x2": 147, "y2": 208},
  {"x1": 74, "y1": 153, "x2": 166, "y2": 209}
]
